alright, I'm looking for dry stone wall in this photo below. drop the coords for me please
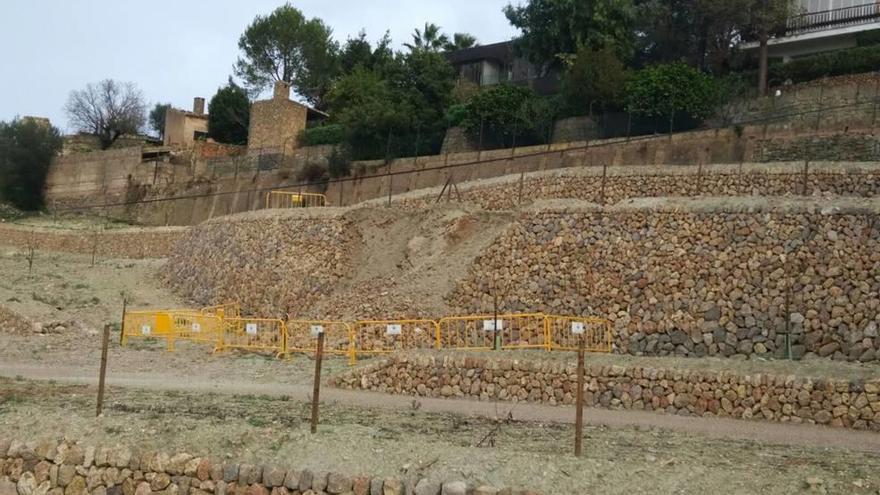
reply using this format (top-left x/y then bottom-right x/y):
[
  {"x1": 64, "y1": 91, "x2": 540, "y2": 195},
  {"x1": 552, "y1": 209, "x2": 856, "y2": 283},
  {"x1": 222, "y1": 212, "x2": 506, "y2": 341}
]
[
  {"x1": 448, "y1": 200, "x2": 880, "y2": 363},
  {"x1": 0, "y1": 225, "x2": 183, "y2": 259},
  {"x1": 0, "y1": 438, "x2": 537, "y2": 495},
  {"x1": 332, "y1": 353, "x2": 880, "y2": 431},
  {"x1": 392, "y1": 162, "x2": 880, "y2": 211},
  {"x1": 160, "y1": 209, "x2": 359, "y2": 319}
]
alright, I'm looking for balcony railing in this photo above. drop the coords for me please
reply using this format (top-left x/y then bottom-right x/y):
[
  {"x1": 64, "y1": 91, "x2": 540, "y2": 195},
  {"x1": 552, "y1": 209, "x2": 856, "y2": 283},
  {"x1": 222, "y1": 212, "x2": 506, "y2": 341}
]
[{"x1": 786, "y1": 3, "x2": 880, "y2": 36}]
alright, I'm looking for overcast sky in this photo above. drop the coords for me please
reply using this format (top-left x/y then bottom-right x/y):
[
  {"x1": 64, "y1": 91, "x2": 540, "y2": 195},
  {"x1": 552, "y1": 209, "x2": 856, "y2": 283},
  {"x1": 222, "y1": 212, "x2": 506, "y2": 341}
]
[{"x1": 0, "y1": 0, "x2": 520, "y2": 132}]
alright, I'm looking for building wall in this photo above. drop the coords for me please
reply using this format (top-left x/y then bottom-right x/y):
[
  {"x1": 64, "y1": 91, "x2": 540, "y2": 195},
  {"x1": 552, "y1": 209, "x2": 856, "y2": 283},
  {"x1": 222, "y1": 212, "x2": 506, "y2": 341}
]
[
  {"x1": 247, "y1": 83, "x2": 309, "y2": 154},
  {"x1": 163, "y1": 109, "x2": 208, "y2": 148}
]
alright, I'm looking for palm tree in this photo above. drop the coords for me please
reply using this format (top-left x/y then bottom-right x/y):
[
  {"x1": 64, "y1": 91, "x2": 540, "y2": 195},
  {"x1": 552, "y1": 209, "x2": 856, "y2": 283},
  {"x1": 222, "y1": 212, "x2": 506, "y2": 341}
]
[
  {"x1": 404, "y1": 22, "x2": 450, "y2": 53},
  {"x1": 444, "y1": 33, "x2": 478, "y2": 51}
]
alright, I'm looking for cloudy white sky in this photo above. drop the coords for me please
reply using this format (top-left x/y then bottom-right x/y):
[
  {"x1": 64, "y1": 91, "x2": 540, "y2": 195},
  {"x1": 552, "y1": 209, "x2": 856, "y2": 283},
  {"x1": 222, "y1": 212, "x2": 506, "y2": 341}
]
[{"x1": 0, "y1": 0, "x2": 520, "y2": 131}]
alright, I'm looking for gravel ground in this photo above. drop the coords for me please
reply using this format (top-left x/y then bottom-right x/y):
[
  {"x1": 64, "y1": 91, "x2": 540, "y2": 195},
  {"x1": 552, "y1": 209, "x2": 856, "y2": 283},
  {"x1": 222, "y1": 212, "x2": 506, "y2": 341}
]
[{"x1": 1, "y1": 378, "x2": 879, "y2": 495}]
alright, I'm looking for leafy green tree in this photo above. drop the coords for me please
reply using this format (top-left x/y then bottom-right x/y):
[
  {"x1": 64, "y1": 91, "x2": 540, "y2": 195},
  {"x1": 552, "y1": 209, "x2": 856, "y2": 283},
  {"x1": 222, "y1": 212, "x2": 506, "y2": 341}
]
[
  {"x1": 234, "y1": 3, "x2": 339, "y2": 108},
  {"x1": 0, "y1": 118, "x2": 63, "y2": 211},
  {"x1": 738, "y1": 0, "x2": 798, "y2": 96},
  {"x1": 208, "y1": 80, "x2": 250, "y2": 145},
  {"x1": 462, "y1": 85, "x2": 552, "y2": 148},
  {"x1": 404, "y1": 22, "x2": 450, "y2": 53},
  {"x1": 64, "y1": 80, "x2": 146, "y2": 150},
  {"x1": 149, "y1": 103, "x2": 171, "y2": 139},
  {"x1": 339, "y1": 31, "x2": 394, "y2": 75},
  {"x1": 503, "y1": 0, "x2": 636, "y2": 70},
  {"x1": 625, "y1": 62, "x2": 720, "y2": 129},
  {"x1": 444, "y1": 33, "x2": 479, "y2": 51},
  {"x1": 561, "y1": 46, "x2": 629, "y2": 113}
]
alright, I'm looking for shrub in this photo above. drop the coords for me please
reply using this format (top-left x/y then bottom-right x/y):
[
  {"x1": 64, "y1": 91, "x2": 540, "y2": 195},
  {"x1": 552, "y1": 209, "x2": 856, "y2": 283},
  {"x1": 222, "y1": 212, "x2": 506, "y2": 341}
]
[
  {"x1": 462, "y1": 84, "x2": 556, "y2": 148},
  {"x1": 625, "y1": 62, "x2": 721, "y2": 122},
  {"x1": 769, "y1": 44, "x2": 880, "y2": 85},
  {"x1": 561, "y1": 46, "x2": 629, "y2": 114},
  {"x1": 0, "y1": 118, "x2": 63, "y2": 211},
  {"x1": 299, "y1": 124, "x2": 345, "y2": 146}
]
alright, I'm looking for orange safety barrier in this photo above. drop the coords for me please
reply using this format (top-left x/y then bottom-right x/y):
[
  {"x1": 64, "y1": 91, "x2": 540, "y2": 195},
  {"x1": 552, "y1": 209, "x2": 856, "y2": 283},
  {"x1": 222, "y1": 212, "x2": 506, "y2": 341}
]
[
  {"x1": 169, "y1": 311, "x2": 223, "y2": 349},
  {"x1": 121, "y1": 310, "x2": 175, "y2": 350},
  {"x1": 352, "y1": 319, "x2": 439, "y2": 358},
  {"x1": 285, "y1": 320, "x2": 355, "y2": 361},
  {"x1": 201, "y1": 302, "x2": 240, "y2": 319},
  {"x1": 545, "y1": 315, "x2": 613, "y2": 353},
  {"x1": 438, "y1": 313, "x2": 548, "y2": 350},
  {"x1": 216, "y1": 317, "x2": 286, "y2": 356}
]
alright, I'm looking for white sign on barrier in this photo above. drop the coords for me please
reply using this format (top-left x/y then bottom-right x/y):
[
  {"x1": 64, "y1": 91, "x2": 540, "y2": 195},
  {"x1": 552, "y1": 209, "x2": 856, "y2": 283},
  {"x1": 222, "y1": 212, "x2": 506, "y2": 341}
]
[
  {"x1": 571, "y1": 322, "x2": 585, "y2": 334},
  {"x1": 386, "y1": 324, "x2": 402, "y2": 336},
  {"x1": 141, "y1": 325, "x2": 151, "y2": 336},
  {"x1": 246, "y1": 323, "x2": 258, "y2": 335},
  {"x1": 310, "y1": 325, "x2": 324, "y2": 336},
  {"x1": 483, "y1": 319, "x2": 504, "y2": 331},
  {"x1": 192, "y1": 323, "x2": 201, "y2": 333}
]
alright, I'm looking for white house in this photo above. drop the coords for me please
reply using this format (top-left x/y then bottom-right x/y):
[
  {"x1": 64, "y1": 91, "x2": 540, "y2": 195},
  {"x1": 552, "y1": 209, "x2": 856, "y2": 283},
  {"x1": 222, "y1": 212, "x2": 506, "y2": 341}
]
[{"x1": 741, "y1": 0, "x2": 880, "y2": 60}]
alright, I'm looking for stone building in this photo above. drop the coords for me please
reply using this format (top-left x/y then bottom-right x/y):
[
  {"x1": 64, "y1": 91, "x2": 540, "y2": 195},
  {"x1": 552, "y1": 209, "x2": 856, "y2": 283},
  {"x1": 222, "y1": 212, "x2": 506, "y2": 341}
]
[
  {"x1": 164, "y1": 97, "x2": 208, "y2": 149},
  {"x1": 247, "y1": 81, "x2": 327, "y2": 155}
]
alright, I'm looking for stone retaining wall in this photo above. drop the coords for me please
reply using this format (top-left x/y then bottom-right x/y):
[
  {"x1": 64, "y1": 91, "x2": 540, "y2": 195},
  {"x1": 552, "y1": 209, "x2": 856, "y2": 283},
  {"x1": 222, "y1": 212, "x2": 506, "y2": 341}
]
[
  {"x1": 448, "y1": 200, "x2": 880, "y2": 362},
  {"x1": 332, "y1": 354, "x2": 880, "y2": 431},
  {"x1": 0, "y1": 225, "x2": 184, "y2": 259},
  {"x1": 392, "y1": 162, "x2": 880, "y2": 211},
  {"x1": 0, "y1": 438, "x2": 537, "y2": 495}
]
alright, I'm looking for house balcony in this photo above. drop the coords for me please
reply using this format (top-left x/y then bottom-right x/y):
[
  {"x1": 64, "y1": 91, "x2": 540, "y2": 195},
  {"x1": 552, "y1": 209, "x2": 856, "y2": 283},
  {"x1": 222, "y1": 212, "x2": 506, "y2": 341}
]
[{"x1": 741, "y1": 3, "x2": 880, "y2": 60}]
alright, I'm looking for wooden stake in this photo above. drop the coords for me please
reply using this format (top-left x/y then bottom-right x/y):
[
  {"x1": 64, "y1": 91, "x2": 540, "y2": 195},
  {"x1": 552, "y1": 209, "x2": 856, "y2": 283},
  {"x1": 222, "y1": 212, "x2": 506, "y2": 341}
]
[
  {"x1": 574, "y1": 337, "x2": 585, "y2": 457},
  {"x1": 310, "y1": 331, "x2": 325, "y2": 434},
  {"x1": 118, "y1": 297, "x2": 128, "y2": 346},
  {"x1": 96, "y1": 323, "x2": 111, "y2": 417}
]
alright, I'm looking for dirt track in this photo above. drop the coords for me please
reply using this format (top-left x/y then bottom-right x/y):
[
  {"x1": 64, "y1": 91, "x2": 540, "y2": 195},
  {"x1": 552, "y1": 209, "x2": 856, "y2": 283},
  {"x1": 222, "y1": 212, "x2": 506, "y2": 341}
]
[{"x1": 1, "y1": 362, "x2": 878, "y2": 455}]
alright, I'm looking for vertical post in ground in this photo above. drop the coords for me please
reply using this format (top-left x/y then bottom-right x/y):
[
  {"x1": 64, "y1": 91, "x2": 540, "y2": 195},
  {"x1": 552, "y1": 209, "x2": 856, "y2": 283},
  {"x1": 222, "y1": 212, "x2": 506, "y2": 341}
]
[
  {"x1": 118, "y1": 297, "x2": 127, "y2": 346},
  {"x1": 517, "y1": 171, "x2": 525, "y2": 207},
  {"x1": 310, "y1": 331, "x2": 325, "y2": 434},
  {"x1": 96, "y1": 323, "x2": 111, "y2": 417},
  {"x1": 802, "y1": 160, "x2": 810, "y2": 196},
  {"x1": 575, "y1": 337, "x2": 585, "y2": 457},
  {"x1": 600, "y1": 162, "x2": 608, "y2": 206},
  {"x1": 387, "y1": 172, "x2": 393, "y2": 207}
]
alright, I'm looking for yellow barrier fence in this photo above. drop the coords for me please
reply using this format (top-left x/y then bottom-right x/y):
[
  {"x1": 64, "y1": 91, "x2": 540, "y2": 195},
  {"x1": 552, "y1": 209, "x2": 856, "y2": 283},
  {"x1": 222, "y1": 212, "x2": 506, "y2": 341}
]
[
  {"x1": 353, "y1": 319, "x2": 440, "y2": 358},
  {"x1": 438, "y1": 313, "x2": 548, "y2": 351},
  {"x1": 216, "y1": 317, "x2": 286, "y2": 356},
  {"x1": 265, "y1": 191, "x2": 327, "y2": 209},
  {"x1": 122, "y1": 310, "x2": 174, "y2": 350},
  {"x1": 285, "y1": 320, "x2": 355, "y2": 361},
  {"x1": 121, "y1": 304, "x2": 614, "y2": 362},
  {"x1": 201, "y1": 302, "x2": 240, "y2": 319},
  {"x1": 546, "y1": 315, "x2": 613, "y2": 353},
  {"x1": 169, "y1": 311, "x2": 223, "y2": 349}
]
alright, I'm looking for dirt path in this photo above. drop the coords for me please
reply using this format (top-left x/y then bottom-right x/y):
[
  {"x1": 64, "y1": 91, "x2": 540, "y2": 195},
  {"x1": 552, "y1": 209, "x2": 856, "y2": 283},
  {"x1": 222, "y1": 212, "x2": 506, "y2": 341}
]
[{"x1": 2, "y1": 363, "x2": 877, "y2": 454}]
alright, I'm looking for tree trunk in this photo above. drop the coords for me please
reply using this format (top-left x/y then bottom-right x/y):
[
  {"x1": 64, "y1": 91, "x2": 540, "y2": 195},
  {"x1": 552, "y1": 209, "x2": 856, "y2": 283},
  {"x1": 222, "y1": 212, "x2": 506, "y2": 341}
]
[{"x1": 758, "y1": 31, "x2": 769, "y2": 98}]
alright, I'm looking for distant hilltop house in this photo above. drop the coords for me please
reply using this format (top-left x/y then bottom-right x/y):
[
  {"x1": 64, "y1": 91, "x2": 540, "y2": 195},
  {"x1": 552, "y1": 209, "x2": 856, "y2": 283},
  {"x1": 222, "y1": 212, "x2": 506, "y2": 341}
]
[
  {"x1": 741, "y1": 0, "x2": 880, "y2": 61},
  {"x1": 163, "y1": 81, "x2": 328, "y2": 155},
  {"x1": 444, "y1": 41, "x2": 559, "y2": 95}
]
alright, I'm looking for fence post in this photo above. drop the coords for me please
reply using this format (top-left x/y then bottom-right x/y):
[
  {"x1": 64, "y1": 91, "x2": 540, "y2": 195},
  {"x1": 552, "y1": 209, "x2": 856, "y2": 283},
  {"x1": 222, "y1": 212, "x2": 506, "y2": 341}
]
[
  {"x1": 600, "y1": 162, "x2": 608, "y2": 206},
  {"x1": 574, "y1": 337, "x2": 585, "y2": 457},
  {"x1": 802, "y1": 160, "x2": 810, "y2": 196},
  {"x1": 118, "y1": 297, "x2": 127, "y2": 346},
  {"x1": 387, "y1": 172, "x2": 393, "y2": 207},
  {"x1": 96, "y1": 323, "x2": 111, "y2": 417},
  {"x1": 310, "y1": 332, "x2": 325, "y2": 434}
]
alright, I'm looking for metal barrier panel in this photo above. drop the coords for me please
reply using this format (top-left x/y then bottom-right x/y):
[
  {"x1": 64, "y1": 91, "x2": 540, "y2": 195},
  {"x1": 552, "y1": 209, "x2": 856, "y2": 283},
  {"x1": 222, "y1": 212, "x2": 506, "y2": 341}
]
[
  {"x1": 353, "y1": 319, "x2": 439, "y2": 356},
  {"x1": 439, "y1": 313, "x2": 548, "y2": 350},
  {"x1": 546, "y1": 315, "x2": 613, "y2": 353},
  {"x1": 170, "y1": 311, "x2": 222, "y2": 345},
  {"x1": 121, "y1": 310, "x2": 174, "y2": 349},
  {"x1": 201, "y1": 302, "x2": 240, "y2": 319},
  {"x1": 265, "y1": 191, "x2": 328, "y2": 209},
  {"x1": 217, "y1": 318, "x2": 286, "y2": 355},
  {"x1": 285, "y1": 320, "x2": 353, "y2": 357}
]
